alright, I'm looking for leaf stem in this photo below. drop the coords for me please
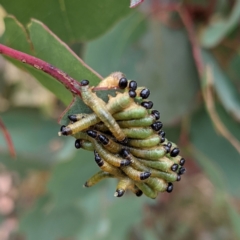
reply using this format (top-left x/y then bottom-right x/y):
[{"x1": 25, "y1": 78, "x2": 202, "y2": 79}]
[
  {"x1": 0, "y1": 117, "x2": 16, "y2": 158},
  {"x1": 0, "y1": 44, "x2": 82, "y2": 96}
]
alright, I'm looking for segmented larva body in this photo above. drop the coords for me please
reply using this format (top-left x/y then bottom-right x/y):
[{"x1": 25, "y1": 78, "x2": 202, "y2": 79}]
[
  {"x1": 58, "y1": 72, "x2": 186, "y2": 198},
  {"x1": 84, "y1": 171, "x2": 114, "y2": 188},
  {"x1": 80, "y1": 82, "x2": 126, "y2": 142}
]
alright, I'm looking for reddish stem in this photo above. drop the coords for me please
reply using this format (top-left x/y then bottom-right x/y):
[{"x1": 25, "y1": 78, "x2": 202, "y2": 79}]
[
  {"x1": 178, "y1": 7, "x2": 204, "y2": 77},
  {"x1": 0, "y1": 44, "x2": 82, "y2": 96},
  {"x1": 0, "y1": 117, "x2": 16, "y2": 158}
]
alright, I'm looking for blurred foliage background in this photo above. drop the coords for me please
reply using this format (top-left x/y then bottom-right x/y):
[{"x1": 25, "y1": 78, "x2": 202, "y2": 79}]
[{"x1": 0, "y1": 0, "x2": 240, "y2": 239}]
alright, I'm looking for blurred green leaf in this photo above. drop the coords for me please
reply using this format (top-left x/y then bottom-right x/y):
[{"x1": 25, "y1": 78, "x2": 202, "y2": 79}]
[
  {"x1": 47, "y1": 149, "x2": 100, "y2": 207},
  {"x1": 200, "y1": 0, "x2": 240, "y2": 48},
  {"x1": 0, "y1": 0, "x2": 132, "y2": 43},
  {"x1": 201, "y1": 50, "x2": 240, "y2": 122},
  {"x1": 20, "y1": 195, "x2": 84, "y2": 240},
  {"x1": 227, "y1": 203, "x2": 240, "y2": 239},
  {"x1": 0, "y1": 108, "x2": 68, "y2": 174},
  {"x1": 84, "y1": 14, "x2": 200, "y2": 124},
  {"x1": 1, "y1": 16, "x2": 102, "y2": 105},
  {"x1": 190, "y1": 106, "x2": 240, "y2": 196}
]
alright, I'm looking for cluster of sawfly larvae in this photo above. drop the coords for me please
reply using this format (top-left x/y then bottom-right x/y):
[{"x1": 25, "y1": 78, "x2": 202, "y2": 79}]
[{"x1": 58, "y1": 72, "x2": 186, "y2": 199}]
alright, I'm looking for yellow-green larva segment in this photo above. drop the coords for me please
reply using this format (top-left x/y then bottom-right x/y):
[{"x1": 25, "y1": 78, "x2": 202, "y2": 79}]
[
  {"x1": 122, "y1": 127, "x2": 154, "y2": 139},
  {"x1": 107, "y1": 92, "x2": 134, "y2": 113},
  {"x1": 96, "y1": 72, "x2": 125, "y2": 88},
  {"x1": 128, "y1": 135, "x2": 161, "y2": 148},
  {"x1": 117, "y1": 116, "x2": 155, "y2": 128},
  {"x1": 135, "y1": 183, "x2": 158, "y2": 199},
  {"x1": 80, "y1": 84, "x2": 126, "y2": 141},
  {"x1": 128, "y1": 156, "x2": 178, "y2": 182},
  {"x1": 120, "y1": 165, "x2": 149, "y2": 182},
  {"x1": 84, "y1": 171, "x2": 114, "y2": 187},
  {"x1": 137, "y1": 157, "x2": 175, "y2": 173},
  {"x1": 128, "y1": 146, "x2": 166, "y2": 160},
  {"x1": 65, "y1": 113, "x2": 100, "y2": 135},
  {"x1": 92, "y1": 131, "x2": 122, "y2": 154},
  {"x1": 145, "y1": 177, "x2": 168, "y2": 192},
  {"x1": 93, "y1": 141, "x2": 126, "y2": 168},
  {"x1": 76, "y1": 139, "x2": 94, "y2": 151},
  {"x1": 150, "y1": 170, "x2": 178, "y2": 182},
  {"x1": 95, "y1": 157, "x2": 124, "y2": 177},
  {"x1": 114, "y1": 178, "x2": 133, "y2": 196},
  {"x1": 128, "y1": 184, "x2": 143, "y2": 196},
  {"x1": 169, "y1": 155, "x2": 183, "y2": 165},
  {"x1": 113, "y1": 105, "x2": 148, "y2": 120}
]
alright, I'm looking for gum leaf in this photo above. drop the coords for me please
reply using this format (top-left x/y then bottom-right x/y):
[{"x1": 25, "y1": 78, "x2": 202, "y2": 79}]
[
  {"x1": 200, "y1": 0, "x2": 240, "y2": 48},
  {"x1": 1, "y1": 16, "x2": 102, "y2": 105},
  {"x1": 0, "y1": 0, "x2": 131, "y2": 43},
  {"x1": 201, "y1": 50, "x2": 240, "y2": 122},
  {"x1": 84, "y1": 14, "x2": 200, "y2": 124},
  {"x1": 20, "y1": 195, "x2": 84, "y2": 240},
  {"x1": 130, "y1": 0, "x2": 145, "y2": 8},
  {"x1": 0, "y1": 109, "x2": 70, "y2": 175},
  {"x1": 191, "y1": 106, "x2": 240, "y2": 197}
]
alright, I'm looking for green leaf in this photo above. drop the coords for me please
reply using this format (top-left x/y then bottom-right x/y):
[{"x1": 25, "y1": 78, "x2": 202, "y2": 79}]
[
  {"x1": 47, "y1": 150, "x2": 100, "y2": 207},
  {"x1": 1, "y1": 16, "x2": 102, "y2": 105},
  {"x1": 0, "y1": 0, "x2": 132, "y2": 43},
  {"x1": 200, "y1": 0, "x2": 240, "y2": 48},
  {"x1": 190, "y1": 106, "x2": 240, "y2": 196},
  {"x1": 84, "y1": 14, "x2": 200, "y2": 124},
  {"x1": 201, "y1": 50, "x2": 240, "y2": 121},
  {"x1": 0, "y1": 108, "x2": 71, "y2": 174},
  {"x1": 20, "y1": 195, "x2": 84, "y2": 240},
  {"x1": 227, "y1": 204, "x2": 240, "y2": 239}
]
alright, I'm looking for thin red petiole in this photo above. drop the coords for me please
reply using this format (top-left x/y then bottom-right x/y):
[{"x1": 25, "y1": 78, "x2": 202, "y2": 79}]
[
  {"x1": 0, "y1": 117, "x2": 16, "y2": 158},
  {"x1": 0, "y1": 44, "x2": 82, "y2": 96}
]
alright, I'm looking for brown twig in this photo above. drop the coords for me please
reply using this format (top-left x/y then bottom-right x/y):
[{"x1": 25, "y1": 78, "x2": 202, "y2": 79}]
[
  {"x1": 0, "y1": 44, "x2": 82, "y2": 96},
  {"x1": 0, "y1": 117, "x2": 16, "y2": 158}
]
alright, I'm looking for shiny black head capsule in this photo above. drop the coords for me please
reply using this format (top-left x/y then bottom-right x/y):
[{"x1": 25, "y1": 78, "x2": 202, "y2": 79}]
[
  {"x1": 120, "y1": 159, "x2": 131, "y2": 167},
  {"x1": 80, "y1": 80, "x2": 89, "y2": 86},
  {"x1": 94, "y1": 151, "x2": 103, "y2": 166},
  {"x1": 151, "y1": 110, "x2": 160, "y2": 120},
  {"x1": 151, "y1": 121, "x2": 163, "y2": 131},
  {"x1": 136, "y1": 190, "x2": 143, "y2": 197},
  {"x1": 75, "y1": 139, "x2": 82, "y2": 149},
  {"x1": 177, "y1": 175, "x2": 181, "y2": 181},
  {"x1": 164, "y1": 145, "x2": 171, "y2": 153},
  {"x1": 68, "y1": 115, "x2": 78, "y2": 122},
  {"x1": 119, "y1": 148, "x2": 130, "y2": 159},
  {"x1": 170, "y1": 148, "x2": 180, "y2": 157},
  {"x1": 129, "y1": 80, "x2": 137, "y2": 90},
  {"x1": 158, "y1": 130, "x2": 165, "y2": 137},
  {"x1": 171, "y1": 163, "x2": 178, "y2": 172},
  {"x1": 129, "y1": 90, "x2": 136, "y2": 98},
  {"x1": 140, "y1": 172, "x2": 151, "y2": 180},
  {"x1": 179, "y1": 158, "x2": 185, "y2": 166},
  {"x1": 140, "y1": 89, "x2": 150, "y2": 99},
  {"x1": 167, "y1": 142, "x2": 172, "y2": 148},
  {"x1": 160, "y1": 137, "x2": 165, "y2": 143},
  {"x1": 166, "y1": 183, "x2": 173, "y2": 193},
  {"x1": 141, "y1": 101, "x2": 153, "y2": 109},
  {"x1": 86, "y1": 130, "x2": 97, "y2": 138},
  {"x1": 60, "y1": 125, "x2": 71, "y2": 136},
  {"x1": 118, "y1": 78, "x2": 128, "y2": 89},
  {"x1": 98, "y1": 134, "x2": 109, "y2": 145},
  {"x1": 115, "y1": 189, "x2": 125, "y2": 197},
  {"x1": 178, "y1": 167, "x2": 186, "y2": 175}
]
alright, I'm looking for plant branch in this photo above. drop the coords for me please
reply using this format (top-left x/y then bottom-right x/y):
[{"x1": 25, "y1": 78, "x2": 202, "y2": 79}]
[
  {"x1": 0, "y1": 117, "x2": 16, "y2": 158},
  {"x1": 0, "y1": 44, "x2": 82, "y2": 96}
]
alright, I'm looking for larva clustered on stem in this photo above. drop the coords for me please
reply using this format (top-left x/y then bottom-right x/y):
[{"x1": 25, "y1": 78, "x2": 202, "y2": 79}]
[{"x1": 58, "y1": 72, "x2": 186, "y2": 199}]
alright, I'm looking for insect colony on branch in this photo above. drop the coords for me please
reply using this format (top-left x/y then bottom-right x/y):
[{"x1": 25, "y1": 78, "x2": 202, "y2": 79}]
[{"x1": 58, "y1": 72, "x2": 186, "y2": 199}]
